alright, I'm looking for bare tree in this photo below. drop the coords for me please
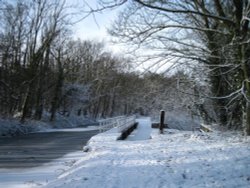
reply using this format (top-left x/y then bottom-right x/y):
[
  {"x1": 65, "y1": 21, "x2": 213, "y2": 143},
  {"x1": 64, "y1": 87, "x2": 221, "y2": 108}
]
[
  {"x1": 0, "y1": 0, "x2": 73, "y2": 122},
  {"x1": 94, "y1": 0, "x2": 250, "y2": 135}
]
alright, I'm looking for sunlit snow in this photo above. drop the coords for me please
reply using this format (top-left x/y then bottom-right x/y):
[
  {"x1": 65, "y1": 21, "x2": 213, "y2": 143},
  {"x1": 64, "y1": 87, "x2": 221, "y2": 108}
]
[
  {"x1": 44, "y1": 118, "x2": 250, "y2": 188},
  {"x1": 1, "y1": 117, "x2": 249, "y2": 188}
]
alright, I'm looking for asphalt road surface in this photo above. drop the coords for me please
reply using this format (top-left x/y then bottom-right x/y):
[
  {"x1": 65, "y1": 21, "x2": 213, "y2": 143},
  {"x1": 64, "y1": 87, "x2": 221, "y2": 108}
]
[{"x1": 0, "y1": 130, "x2": 98, "y2": 169}]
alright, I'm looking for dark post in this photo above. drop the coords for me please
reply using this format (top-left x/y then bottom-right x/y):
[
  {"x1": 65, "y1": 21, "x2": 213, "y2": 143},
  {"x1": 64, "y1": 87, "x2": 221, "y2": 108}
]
[{"x1": 160, "y1": 110, "x2": 165, "y2": 134}]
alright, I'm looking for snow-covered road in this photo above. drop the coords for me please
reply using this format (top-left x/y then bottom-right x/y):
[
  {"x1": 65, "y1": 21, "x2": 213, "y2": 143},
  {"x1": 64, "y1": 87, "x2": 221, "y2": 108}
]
[{"x1": 44, "y1": 118, "x2": 250, "y2": 188}]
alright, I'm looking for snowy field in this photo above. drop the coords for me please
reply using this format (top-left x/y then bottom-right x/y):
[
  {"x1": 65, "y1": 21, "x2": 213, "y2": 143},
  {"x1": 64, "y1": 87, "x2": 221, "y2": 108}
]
[{"x1": 43, "y1": 117, "x2": 250, "y2": 188}]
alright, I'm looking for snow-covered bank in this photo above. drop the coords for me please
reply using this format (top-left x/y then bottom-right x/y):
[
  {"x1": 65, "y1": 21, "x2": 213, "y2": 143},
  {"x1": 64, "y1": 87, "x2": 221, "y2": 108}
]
[
  {"x1": 44, "y1": 118, "x2": 250, "y2": 188},
  {"x1": 151, "y1": 111, "x2": 200, "y2": 131},
  {"x1": 0, "y1": 150, "x2": 87, "y2": 188},
  {"x1": 0, "y1": 115, "x2": 98, "y2": 137}
]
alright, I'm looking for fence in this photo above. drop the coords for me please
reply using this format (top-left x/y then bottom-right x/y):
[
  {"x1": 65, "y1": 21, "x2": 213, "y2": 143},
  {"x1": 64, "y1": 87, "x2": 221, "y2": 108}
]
[{"x1": 98, "y1": 115, "x2": 136, "y2": 133}]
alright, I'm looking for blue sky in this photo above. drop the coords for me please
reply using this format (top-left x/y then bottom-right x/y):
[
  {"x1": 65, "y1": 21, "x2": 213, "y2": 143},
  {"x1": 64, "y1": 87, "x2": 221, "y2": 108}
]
[
  {"x1": 68, "y1": 0, "x2": 175, "y2": 72},
  {"x1": 67, "y1": 0, "x2": 124, "y2": 53},
  {"x1": 70, "y1": 0, "x2": 119, "y2": 40}
]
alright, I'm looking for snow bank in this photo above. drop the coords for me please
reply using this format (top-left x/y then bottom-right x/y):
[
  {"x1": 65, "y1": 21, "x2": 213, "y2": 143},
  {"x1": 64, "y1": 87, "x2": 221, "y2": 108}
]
[
  {"x1": 44, "y1": 118, "x2": 250, "y2": 188},
  {"x1": 151, "y1": 111, "x2": 200, "y2": 131},
  {"x1": 0, "y1": 118, "x2": 49, "y2": 137},
  {"x1": 48, "y1": 114, "x2": 97, "y2": 128},
  {"x1": 0, "y1": 115, "x2": 98, "y2": 137}
]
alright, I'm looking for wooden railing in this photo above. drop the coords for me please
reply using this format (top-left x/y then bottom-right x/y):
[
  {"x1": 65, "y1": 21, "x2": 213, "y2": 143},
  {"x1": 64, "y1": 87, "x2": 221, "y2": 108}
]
[{"x1": 98, "y1": 115, "x2": 136, "y2": 133}]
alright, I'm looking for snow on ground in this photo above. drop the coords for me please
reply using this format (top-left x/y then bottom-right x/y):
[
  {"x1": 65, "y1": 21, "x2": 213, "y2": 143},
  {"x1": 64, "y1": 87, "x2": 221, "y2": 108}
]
[
  {"x1": 36, "y1": 127, "x2": 99, "y2": 133},
  {"x1": 151, "y1": 111, "x2": 200, "y2": 131},
  {"x1": 44, "y1": 117, "x2": 250, "y2": 188},
  {"x1": 127, "y1": 117, "x2": 151, "y2": 141},
  {"x1": 0, "y1": 115, "x2": 98, "y2": 137},
  {"x1": 0, "y1": 151, "x2": 85, "y2": 188}
]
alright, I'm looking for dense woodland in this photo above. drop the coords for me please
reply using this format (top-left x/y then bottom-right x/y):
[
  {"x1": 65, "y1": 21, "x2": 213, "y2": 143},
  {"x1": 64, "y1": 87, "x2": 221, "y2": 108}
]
[
  {"x1": 0, "y1": 0, "x2": 249, "y2": 135},
  {"x1": 0, "y1": 0, "x2": 194, "y2": 120}
]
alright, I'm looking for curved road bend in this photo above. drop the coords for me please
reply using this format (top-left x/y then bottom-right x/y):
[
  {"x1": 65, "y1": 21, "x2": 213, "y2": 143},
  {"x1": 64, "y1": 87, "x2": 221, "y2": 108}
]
[{"x1": 0, "y1": 130, "x2": 98, "y2": 168}]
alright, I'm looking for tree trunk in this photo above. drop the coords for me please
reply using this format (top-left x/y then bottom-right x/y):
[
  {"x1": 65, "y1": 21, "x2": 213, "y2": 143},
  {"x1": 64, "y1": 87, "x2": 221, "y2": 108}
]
[
  {"x1": 50, "y1": 51, "x2": 64, "y2": 121},
  {"x1": 77, "y1": 108, "x2": 82, "y2": 116},
  {"x1": 20, "y1": 85, "x2": 33, "y2": 123},
  {"x1": 34, "y1": 76, "x2": 44, "y2": 120},
  {"x1": 245, "y1": 102, "x2": 250, "y2": 135},
  {"x1": 34, "y1": 47, "x2": 50, "y2": 120},
  {"x1": 109, "y1": 93, "x2": 116, "y2": 117},
  {"x1": 241, "y1": 43, "x2": 250, "y2": 135},
  {"x1": 210, "y1": 68, "x2": 228, "y2": 126}
]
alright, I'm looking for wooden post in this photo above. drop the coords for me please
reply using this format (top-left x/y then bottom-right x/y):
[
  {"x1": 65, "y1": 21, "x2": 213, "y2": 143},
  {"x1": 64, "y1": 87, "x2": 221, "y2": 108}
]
[{"x1": 160, "y1": 110, "x2": 165, "y2": 134}]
